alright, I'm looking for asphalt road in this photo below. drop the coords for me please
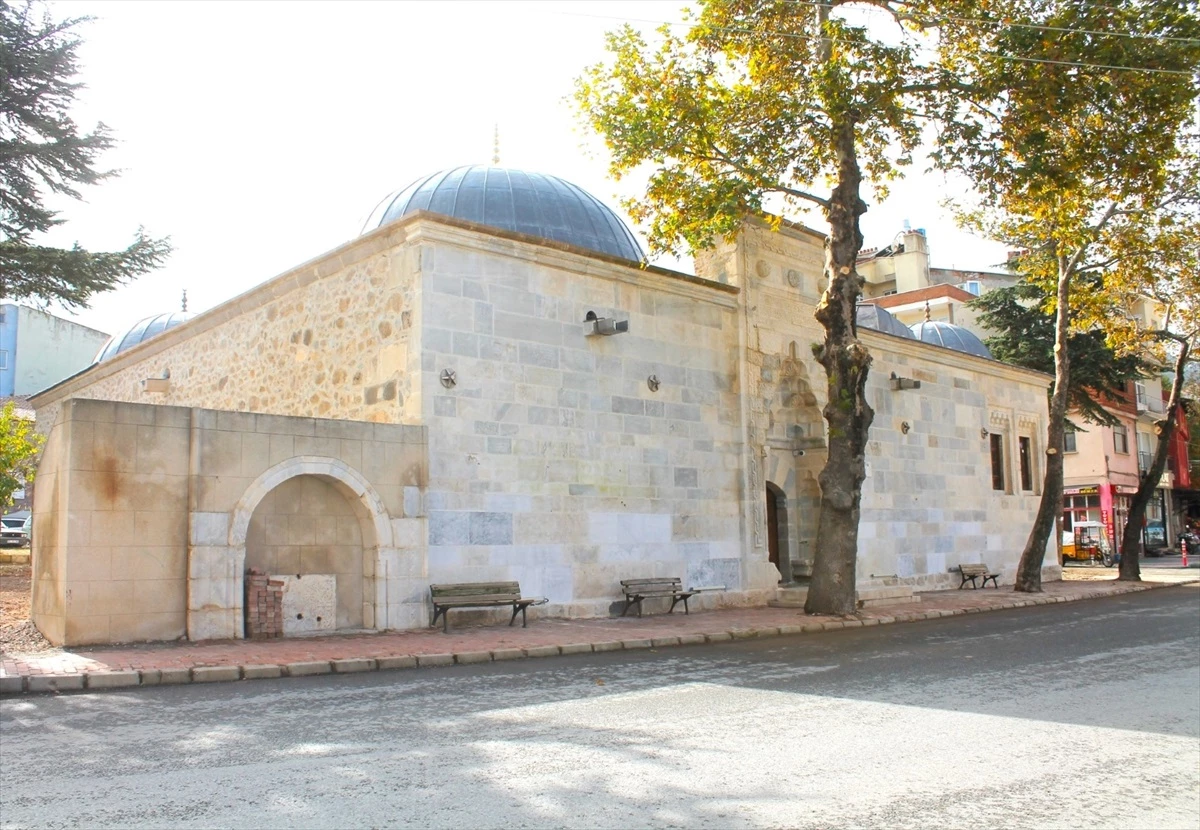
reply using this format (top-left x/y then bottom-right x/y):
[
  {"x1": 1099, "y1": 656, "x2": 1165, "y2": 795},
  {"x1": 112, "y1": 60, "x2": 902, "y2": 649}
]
[{"x1": 3, "y1": 587, "x2": 1198, "y2": 830}]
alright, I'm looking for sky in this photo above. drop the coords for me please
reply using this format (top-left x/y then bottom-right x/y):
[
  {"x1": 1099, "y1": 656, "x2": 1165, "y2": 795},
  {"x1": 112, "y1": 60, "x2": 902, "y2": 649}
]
[{"x1": 40, "y1": 0, "x2": 1011, "y2": 337}]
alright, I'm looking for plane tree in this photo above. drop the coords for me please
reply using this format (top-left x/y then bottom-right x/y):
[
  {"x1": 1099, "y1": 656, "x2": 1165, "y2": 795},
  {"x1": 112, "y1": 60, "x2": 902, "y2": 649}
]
[
  {"x1": 931, "y1": 0, "x2": 1200, "y2": 591},
  {"x1": 575, "y1": 0, "x2": 970, "y2": 616}
]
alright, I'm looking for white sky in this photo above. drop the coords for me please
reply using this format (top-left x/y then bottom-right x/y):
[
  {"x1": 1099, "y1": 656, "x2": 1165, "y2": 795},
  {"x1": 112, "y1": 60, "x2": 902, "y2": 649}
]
[{"x1": 41, "y1": 0, "x2": 1010, "y2": 337}]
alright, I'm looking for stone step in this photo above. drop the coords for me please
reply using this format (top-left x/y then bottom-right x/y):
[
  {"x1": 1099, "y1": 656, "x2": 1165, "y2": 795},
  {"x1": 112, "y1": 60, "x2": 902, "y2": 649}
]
[
  {"x1": 769, "y1": 586, "x2": 809, "y2": 608},
  {"x1": 857, "y1": 585, "x2": 919, "y2": 608}
]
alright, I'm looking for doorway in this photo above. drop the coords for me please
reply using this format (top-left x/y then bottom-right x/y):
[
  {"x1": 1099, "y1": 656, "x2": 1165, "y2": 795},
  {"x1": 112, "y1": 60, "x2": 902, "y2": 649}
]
[{"x1": 766, "y1": 481, "x2": 790, "y2": 582}]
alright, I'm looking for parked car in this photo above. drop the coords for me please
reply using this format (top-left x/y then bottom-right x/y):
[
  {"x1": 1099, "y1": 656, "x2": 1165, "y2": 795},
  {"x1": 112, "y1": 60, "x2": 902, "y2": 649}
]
[{"x1": 1, "y1": 511, "x2": 30, "y2": 547}]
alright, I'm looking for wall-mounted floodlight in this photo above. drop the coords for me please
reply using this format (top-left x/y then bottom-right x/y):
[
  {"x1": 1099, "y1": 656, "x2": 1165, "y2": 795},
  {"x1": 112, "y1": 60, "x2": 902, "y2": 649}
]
[
  {"x1": 584, "y1": 310, "x2": 629, "y2": 336},
  {"x1": 889, "y1": 371, "x2": 921, "y2": 391}
]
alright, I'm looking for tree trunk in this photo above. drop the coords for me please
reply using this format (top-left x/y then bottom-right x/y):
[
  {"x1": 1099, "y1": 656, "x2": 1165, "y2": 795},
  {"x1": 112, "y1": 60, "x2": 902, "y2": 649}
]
[
  {"x1": 1014, "y1": 256, "x2": 1073, "y2": 592},
  {"x1": 1118, "y1": 337, "x2": 1190, "y2": 581},
  {"x1": 805, "y1": 115, "x2": 873, "y2": 617}
]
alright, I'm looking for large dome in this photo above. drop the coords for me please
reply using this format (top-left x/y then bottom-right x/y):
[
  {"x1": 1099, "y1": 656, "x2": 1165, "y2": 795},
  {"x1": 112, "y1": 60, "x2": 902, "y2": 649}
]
[
  {"x1": 94, "y1": 311, "x2": 194, "y2": 363},
  {"x1": 856, "y1": 303, "x2": 915, "y2": 339},
  {"x1": 364, "y1": 166, "x2": 644, "y2": 263},
  {"x1": 909, "y1": 320, "x2": 993, "y2": 359}
]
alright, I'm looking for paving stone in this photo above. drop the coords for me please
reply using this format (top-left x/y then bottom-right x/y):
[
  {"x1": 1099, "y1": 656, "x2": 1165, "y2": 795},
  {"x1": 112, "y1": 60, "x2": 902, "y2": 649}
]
[
  {"x1": 621, "y1": 638, "x2": 653, "y2": 650},
  {"x1": 490, "y1": 648, "x2": 525, "y2": 661},
  {"x1": 416, "y1": 653, "x2": 454, "y2": 667},
  {"x1": 242, "y1": 664, "x2": 283, "y2": 679},
  {"x1": 377, "y1": 656, "x2": 417, "y2": 670},
  {"x1": 192, "y1": 666, "x2": 241, "y2": 683},
  {"x1": 650, "y1": 637, "x2": 680, "y2": 648},
  {"x1": 28, "y1": 674, "x2": 84, "y2": 693},
  {"x1": 86, "y1": 671, "x2": 140, "y2": 689},
  {"x1": 332, "y1": 658, "x2": 376, "y2": 673},
  {"x1": 591, "y1": 641, "x2": 624, "y2": 652},
  {"x1": 0, "y1": 675, "x2": 26, "y2": 695},
  {"x1": 560, "y1": 643, "x2": 593, "y2": 655},
  {"x1": 284, "y1": 661, "x2": 332, "y2": 677},
  {"x1": 159, "y1": 668, "x2": 191, "y2": 685},
  {"x1": 454, "y1": 651, "x2": 491, "y2": 665},
  {"x1": 524, "y1": 645, "x2": 561, "y2": 658}
]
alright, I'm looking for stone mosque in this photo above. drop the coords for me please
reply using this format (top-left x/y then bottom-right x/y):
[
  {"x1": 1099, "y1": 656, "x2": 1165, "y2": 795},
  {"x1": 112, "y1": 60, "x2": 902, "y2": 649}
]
[{"x1": 29, "y1": 165, "x2": 1057, "y2": 646}]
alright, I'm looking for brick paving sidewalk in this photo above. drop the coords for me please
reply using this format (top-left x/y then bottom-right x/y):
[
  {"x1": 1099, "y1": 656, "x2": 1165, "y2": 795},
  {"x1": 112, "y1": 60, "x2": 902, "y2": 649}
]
[{"x1": 2, "y1": 576, "x2": 1195, "y2": 696}]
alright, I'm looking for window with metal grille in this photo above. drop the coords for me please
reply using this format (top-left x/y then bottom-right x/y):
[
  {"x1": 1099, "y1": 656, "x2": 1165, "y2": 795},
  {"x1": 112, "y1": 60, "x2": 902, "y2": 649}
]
[
  {"x1": 1019, "y1": 436, "x2": 1033, "y2": 491},
  {"x1": 990, "y1": 433, "x2": 1005, "y2": 491}
]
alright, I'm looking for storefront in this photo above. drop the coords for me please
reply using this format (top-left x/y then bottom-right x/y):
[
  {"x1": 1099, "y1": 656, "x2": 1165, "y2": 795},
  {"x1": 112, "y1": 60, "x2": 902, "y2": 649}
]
[{"x1": 1065, "y1": 483, "x2": 1168, "y2": 553}]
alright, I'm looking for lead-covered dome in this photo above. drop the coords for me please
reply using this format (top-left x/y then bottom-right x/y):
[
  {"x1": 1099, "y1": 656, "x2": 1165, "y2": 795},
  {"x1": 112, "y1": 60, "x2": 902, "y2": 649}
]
[
  {"x1": 909, "y1": 320, "x2": 993, "y2": 359},
  {"x1": 94, "y1": 311, "x2": 194, "y2": 363},
  {"x1": 364, "y1": 166, "x2": 644, "y2": 263},
  {"x1": 856, "y1": 303, "x2": 915, "y2": 339}
]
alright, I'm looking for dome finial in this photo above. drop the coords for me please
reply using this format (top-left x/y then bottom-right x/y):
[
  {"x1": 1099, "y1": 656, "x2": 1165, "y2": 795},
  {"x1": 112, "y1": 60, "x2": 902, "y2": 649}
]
[
  {"x1": 924, "y1": 300, "x2": 932, "y2": 322},
  {"x1": 492, "y1": 124, "x2": 500, "y2": 165},
  {"x1": 181, "y1": 289, "x2": 188, "y2": 313}
]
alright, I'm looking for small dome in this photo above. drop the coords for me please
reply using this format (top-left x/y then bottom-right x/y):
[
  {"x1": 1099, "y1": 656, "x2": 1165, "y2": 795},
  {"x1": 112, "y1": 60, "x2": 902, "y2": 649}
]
[
  {"x1": 94, "y1": 311, "x2": 194, "y2": 363},
  {"x1": 364, "y1": 166, "x2": 644, "y2": 263},
  {"x1": 909, "y1": 320, "x2": 993, "y2": 359},
  {"x1": 856, "y1": 303, "x2": 915, "y2": 339}
]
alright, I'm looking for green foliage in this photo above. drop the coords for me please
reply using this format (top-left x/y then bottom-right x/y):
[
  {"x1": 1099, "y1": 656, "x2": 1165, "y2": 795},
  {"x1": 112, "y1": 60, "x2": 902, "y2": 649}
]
[
  {"x1": 972, "y1": 283, "x2": 1153, "y2": 426},
  {"x1": 574, "y1": 0, "x2": 948, "y2": 257},
  {"x1": 933, "y1": 0, "x2": 1200, "y2": 312},
  {"x1": 0, "y1": 402, "x2": 42, "y2": 509},
  {"x1": 0, "y1": 0, "x2": 170, "y2": 309}
]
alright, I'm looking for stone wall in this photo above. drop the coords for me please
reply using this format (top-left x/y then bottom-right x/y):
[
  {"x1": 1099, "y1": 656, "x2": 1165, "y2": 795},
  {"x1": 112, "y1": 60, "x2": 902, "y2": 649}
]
[
  {"x1": 32, "y1": 399, "x2": 191, "y2": 645},
  {"x1": 411, "y1": 223, "x2": 758, "y2": 618},
  {"x1": 703, "y1": 221, "x2": 1057, "y2": 590},
  {"x1": 31, "y1": 399, "x2": 428, "y2": 645},
  {"x1": 33, "y1": 222, "x2": 425, "y2": 433}
]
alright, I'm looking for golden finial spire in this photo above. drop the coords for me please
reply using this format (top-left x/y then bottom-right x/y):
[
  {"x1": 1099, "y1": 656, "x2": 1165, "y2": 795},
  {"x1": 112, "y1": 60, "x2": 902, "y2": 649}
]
[
  {"x1": 492, "y1": 124, "x2": 500, "y2": 165},
  {"x1": 181, "y1": 289, "x2": 188, "y2": 313},
  {"x1": 924, "y1": 300, "x2": 932, "y2": 322}
]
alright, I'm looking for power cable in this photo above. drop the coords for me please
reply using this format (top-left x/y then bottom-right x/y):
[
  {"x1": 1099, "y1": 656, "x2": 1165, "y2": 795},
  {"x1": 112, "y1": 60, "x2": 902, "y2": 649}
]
[{"x1": 551, "y1": 9, "x2": 1199, "y2": 76}]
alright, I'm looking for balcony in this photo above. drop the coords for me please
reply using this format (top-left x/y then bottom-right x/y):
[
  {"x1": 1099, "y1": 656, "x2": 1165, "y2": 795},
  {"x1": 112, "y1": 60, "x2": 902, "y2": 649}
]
[{"x1": 1135, "y1": 383, "x2": 1166, "y2": 414}]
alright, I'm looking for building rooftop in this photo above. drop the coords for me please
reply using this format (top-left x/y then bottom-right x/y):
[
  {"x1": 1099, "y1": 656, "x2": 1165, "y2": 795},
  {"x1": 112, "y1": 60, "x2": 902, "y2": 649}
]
[{"x1": 363, "y1": 166, "x2": 645, "y2": 263}]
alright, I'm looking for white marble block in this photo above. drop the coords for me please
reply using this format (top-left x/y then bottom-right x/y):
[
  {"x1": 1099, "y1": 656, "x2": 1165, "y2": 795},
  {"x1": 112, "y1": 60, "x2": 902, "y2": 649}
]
[{"x1": 278, "y1": 574, "x2": 337, "y2": 634}]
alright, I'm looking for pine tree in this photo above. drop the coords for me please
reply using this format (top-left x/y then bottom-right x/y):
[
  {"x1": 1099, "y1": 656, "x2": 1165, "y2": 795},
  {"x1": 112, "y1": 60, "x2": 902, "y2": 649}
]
[{"x1": 0, "y1": 0, "x2": 170, "y2": 309}]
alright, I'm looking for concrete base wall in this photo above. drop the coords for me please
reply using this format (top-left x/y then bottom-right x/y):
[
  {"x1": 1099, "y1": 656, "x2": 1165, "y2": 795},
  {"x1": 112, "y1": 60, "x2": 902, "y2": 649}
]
[{"x1": 31, "y1": 399, "x2": 427, "y2": 646}]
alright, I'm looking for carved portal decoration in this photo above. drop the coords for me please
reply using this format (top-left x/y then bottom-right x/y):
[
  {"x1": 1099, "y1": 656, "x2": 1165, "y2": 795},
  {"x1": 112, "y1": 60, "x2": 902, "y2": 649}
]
[{"x1": 749, "y1": 451, "x2": 764, "y2": 548}]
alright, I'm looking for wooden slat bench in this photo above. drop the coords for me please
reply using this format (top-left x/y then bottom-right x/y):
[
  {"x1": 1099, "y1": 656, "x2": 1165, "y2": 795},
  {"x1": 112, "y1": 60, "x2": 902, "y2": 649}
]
[
  {"x1": 958, "y1": 564, "x2": 1000, "y2": 589},
  {"x1": 620, "y1": 577, "x2": 697, "y2": 617},
  {"x1": 429, "y1": 582, "x2": 539, "y2": 632}
]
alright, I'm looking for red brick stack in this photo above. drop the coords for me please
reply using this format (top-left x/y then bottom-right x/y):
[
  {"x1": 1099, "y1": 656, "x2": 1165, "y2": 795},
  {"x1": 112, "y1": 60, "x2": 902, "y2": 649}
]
[{"x1": 245, "y1": 568, "x2": 285, "y2": 638}]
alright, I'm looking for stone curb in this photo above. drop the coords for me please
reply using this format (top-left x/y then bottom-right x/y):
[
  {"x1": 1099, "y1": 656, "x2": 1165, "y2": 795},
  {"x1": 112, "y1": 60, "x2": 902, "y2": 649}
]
[{"x1": 1, "y1": 579, "x2": 1193, "y2": 697}]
